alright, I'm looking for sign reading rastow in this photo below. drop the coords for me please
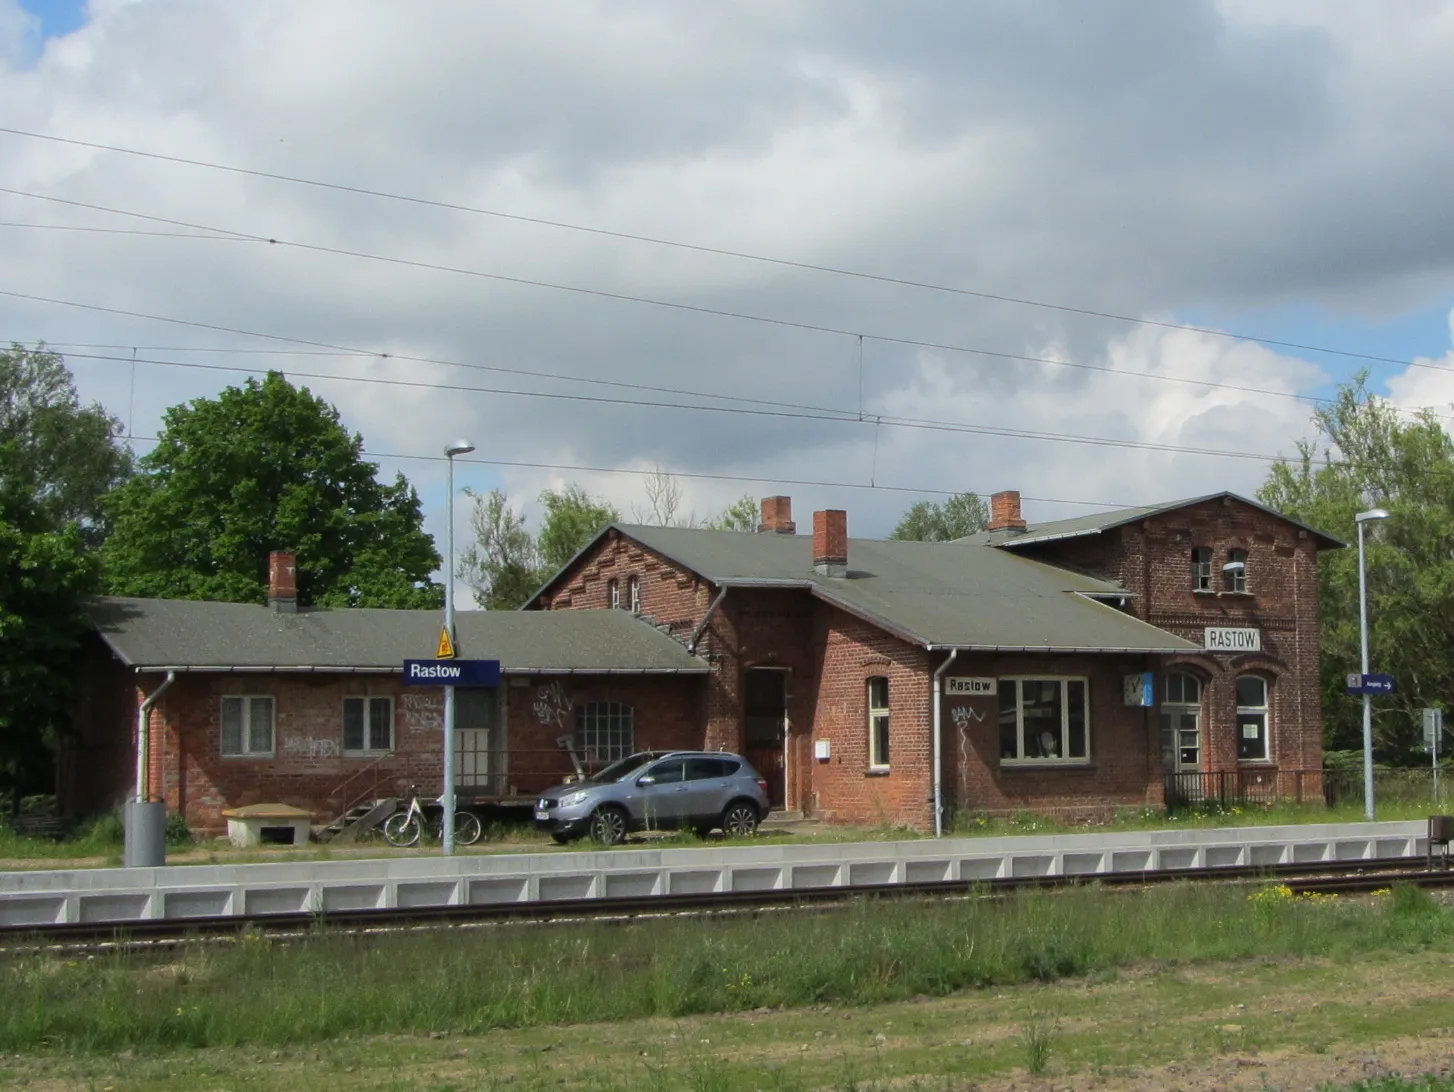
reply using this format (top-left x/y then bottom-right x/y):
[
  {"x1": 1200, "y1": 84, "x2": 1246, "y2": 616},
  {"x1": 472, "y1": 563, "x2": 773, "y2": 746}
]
[
  {"x1": 1204, "y1": 627, "x2": 1261, "y2": 653},
  {"x1": 945, "y1": 677, "x2": 996, "y2": 697},
  {"x1": 401, "y1": 659, "x2": 502, "y2": 687}
]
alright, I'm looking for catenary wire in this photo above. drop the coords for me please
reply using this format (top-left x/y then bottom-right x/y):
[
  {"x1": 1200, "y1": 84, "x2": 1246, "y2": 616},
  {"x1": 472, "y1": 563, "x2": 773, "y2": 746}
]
[
  {"x1": 0, "y1": 187, "x2": 1387, "y2": 410},
  {"x1": 61, "y1": 349, "x2": 1298, "y2": 465},
  {"x1": 0, "y1": 124, "x2": 1429, "y2": 372}
]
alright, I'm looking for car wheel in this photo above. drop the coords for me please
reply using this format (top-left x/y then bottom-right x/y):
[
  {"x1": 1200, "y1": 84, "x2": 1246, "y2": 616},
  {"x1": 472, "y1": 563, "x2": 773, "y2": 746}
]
[
  {"x1": 589, "y1": 807, "x2": 628, "y2": 847},
  {"x1": 721, "y1": 801, "x2": 759, "y2": 837}
]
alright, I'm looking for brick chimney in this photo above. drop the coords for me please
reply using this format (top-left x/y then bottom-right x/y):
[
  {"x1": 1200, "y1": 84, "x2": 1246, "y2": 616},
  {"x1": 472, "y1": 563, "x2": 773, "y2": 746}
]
[
  {"x1": 813, "y1": 510, "x2": 848, "y2": 577},
  {"x1": 758, "y1": 495, "x2": 796, "y2": 534},
  {"x1": 987, "y1": 490, "x2": 1027, "y2": 533},
  {"x1": 268, "y1": 550, "x2": 298, "y2": 613}
]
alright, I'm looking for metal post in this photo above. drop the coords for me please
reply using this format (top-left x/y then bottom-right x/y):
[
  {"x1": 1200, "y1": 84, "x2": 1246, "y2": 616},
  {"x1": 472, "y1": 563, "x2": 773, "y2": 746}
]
[
  {"x1": 1358, "y1": 519, "x2": 1374, "y2": 822},
  {"x1": 442, "y1": 451, "x2": 457, "y2": 856}
]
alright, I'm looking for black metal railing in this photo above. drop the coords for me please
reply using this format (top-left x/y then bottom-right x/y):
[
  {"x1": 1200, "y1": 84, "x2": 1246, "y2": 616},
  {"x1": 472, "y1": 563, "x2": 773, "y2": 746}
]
[{"x1": 1165, "y1": 767, "x2": 1449, "y2": 811}]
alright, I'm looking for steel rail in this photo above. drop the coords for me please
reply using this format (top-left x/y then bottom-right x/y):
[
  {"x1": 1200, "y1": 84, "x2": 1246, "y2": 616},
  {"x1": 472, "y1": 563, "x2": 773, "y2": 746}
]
[{"x1": 1, "y1": 855, "x2": 1446, "y2": 954}]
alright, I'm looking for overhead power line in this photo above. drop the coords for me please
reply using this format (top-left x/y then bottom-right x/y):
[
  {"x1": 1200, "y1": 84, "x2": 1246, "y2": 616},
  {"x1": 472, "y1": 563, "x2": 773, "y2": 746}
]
[
  {"x1": 0, "y1": 188, "x2": 1389, "y2": 410},
  {"x1": 0, "y1": 124, "x2": 1429, "y2": 372}
]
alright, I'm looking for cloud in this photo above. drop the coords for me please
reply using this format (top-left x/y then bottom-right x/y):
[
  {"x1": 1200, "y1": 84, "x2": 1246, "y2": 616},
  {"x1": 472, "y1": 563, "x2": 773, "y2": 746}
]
[{"x1": 1, "y1": 0, "x2": 1450, "y2": 583}]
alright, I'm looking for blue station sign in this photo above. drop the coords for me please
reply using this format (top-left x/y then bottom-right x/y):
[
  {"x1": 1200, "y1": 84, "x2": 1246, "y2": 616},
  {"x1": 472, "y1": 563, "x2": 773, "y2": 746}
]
[
  {"x1": 401, "y1": 659, "x2": 502, "y2": 687},
  {"x1": 1345, "y1": 673, "x2": 1395, "y2": 696}
]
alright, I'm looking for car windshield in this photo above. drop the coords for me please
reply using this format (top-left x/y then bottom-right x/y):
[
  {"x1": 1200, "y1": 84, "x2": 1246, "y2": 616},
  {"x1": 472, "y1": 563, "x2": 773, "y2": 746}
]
[{"x1": 584, "y1": 752, "x2": 660, "y2": 784}]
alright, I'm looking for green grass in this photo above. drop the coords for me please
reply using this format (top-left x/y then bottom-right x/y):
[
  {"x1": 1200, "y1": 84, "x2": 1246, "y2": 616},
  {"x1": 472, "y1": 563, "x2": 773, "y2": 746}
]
[
  {"x1": 3, "y1": 881, "x2": 1451, "y2": 1056},
  {"x1": 1328, "y1": 1080, "x2": 1454, "y2": 1091}
]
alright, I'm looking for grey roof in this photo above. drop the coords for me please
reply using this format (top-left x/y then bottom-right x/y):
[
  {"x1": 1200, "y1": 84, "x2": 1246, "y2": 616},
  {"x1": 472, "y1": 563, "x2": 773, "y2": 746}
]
[
  {"x1": 558, "y1": 525, "x2": 1199, "y2": 653},
  {"x1": 88, "y1": 597, "x2": 709, "y2": 675},
  {"x1": 958, "y1": 492, "x2": 1345, "y2": 549}
]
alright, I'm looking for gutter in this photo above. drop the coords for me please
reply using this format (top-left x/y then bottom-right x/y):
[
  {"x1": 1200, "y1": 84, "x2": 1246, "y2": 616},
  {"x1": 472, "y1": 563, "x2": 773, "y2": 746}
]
[
  {"x1": 931, "y1": 649, "x2": 958, "y2": 838},
  {"x1": 135, "y1": 670, "x2": 176, "y2": 803},
  {"x1": 688, "y1": 587, "x2": 728, "y2": 654}
]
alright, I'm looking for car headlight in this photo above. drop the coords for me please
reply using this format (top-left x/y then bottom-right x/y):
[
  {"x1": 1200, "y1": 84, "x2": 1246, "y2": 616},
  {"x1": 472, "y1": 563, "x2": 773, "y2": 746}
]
[{"x1": 559, "y1": 790, "x2": 590, "y2": 809}]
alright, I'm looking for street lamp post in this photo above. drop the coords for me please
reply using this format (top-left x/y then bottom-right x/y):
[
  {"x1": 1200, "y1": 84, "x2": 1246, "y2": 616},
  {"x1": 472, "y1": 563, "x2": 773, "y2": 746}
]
[
  {"x1": 1356, "y1": 507, "x2": 1390, "y2": 822},
  {"x1": 442, "y1": 439, "x2": 475, "y2": 854}
]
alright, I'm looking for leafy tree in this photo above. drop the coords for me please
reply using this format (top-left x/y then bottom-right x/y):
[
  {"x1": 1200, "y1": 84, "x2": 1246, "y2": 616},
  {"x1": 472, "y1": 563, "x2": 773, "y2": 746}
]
[
  {"x1": 707, "y1": 494, "x2": 759, "y2": 532},
  {"x1": 1260, "y1": 376, "x2": 1454, "y2": 761},
  {"x1": 536, "y1": 484, "x2": 620, "y2": 573},
  {"x1": 0, "y1": 343, "x2": 131, "y2": 544},
  {"x1": 102, "y1": 372, "x2": 442, "y2": 608},
  {"x1": 458, "y1": 488, "x2": 543, "y2": 610},
  {"x1": 0, "y1": 444, "x2": 99, "y2": 801},
  {"x1": 889, "y1": 492, "x2": 989, "y2": 541}
]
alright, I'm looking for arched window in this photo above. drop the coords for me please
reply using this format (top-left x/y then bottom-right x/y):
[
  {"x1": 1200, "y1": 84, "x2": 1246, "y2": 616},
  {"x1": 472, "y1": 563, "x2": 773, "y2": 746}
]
[
  {"x1": 1161, "y1": 672, "x2": 1202, "y2": 772},
  {"x1": 1225, "y1": 548, "x2": 1249, "y2": 594},
  {"x1": 607, "y1": 578, "x2": 620, "y2": 609},
  {"x1": 1236, "y1": 675, "x2": 1270, "y2": 761},
  {"x1": 628, "y1": 575, "x2": 641, "y2": 613},
  {"x1": 577, "y1": 701, "x2": 634, "y2": 764},
  {"x1": 1191, "y1": 547, "x2": 1212, "y2": 592}
]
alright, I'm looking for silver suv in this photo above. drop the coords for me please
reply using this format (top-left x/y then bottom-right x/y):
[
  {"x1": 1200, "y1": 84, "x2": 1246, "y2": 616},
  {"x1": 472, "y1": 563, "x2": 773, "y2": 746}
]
[{"x1": 533, "y1": 750, "x2": 771, "y2": 846}]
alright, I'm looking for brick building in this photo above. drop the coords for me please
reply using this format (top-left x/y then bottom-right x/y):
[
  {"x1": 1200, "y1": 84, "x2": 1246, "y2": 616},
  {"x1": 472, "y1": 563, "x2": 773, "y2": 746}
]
[
  {"x1": 529, "y1": 491, "x2": 1340, "y2": 832},
  {"x1": 69, "y1": 490, "x2": 1339, "y2": 836},
  {"x1": 67, "y1": 564, "x2": 708, "y2": 833}
]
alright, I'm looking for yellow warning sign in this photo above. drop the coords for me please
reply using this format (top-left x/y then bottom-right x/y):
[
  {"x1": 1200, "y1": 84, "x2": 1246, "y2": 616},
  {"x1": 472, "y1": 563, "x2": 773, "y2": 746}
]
[{"x1": 436, "y1": 627, "x2": 456, "y2": 659}]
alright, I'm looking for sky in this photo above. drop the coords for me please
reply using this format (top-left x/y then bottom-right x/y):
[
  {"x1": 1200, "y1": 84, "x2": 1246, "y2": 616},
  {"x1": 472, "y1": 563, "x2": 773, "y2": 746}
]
[{"x1": 3, "y1": 0, "x2": 1454, "y2": 602}]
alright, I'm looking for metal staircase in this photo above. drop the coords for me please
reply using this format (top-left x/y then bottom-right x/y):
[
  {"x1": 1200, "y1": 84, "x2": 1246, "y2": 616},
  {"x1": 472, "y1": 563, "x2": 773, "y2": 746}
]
[{"x1": 314, "y1": 797, "x2": 398, "y2": 844}]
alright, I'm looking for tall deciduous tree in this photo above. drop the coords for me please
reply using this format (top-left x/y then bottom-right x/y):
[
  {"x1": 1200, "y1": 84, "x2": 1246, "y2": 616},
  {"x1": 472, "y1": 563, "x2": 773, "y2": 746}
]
[
  {"x1": 536, "y1": 484, "x2": 620, "y2": 573},
  {"x1": 889, "y1": 492, "x2": 989, "y2": 541},
  {"x1": 0, "y1": 343, "x2": 131, "y2": 543},
  {"x1": 457, "y1": 488, "x2": 542, "y2": 610},
  {"x1": 1260, "y1": 376, "x2": 1454, "y2": 761},
  {"x1": 707, "y1": 494, "x2": 759, "y2": 532},
  {"x1": 102, "y1": 372, "x2": 442, "y2": 608}
]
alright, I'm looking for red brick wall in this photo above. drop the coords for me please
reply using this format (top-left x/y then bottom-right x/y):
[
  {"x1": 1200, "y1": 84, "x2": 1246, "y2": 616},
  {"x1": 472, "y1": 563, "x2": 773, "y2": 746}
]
[
  {"x1": 1016, "y1": 497, "x2": 1326, "y2": 780},
  {"x1": 939, "y1": 652, "x2": 1162, "y2": 821}
]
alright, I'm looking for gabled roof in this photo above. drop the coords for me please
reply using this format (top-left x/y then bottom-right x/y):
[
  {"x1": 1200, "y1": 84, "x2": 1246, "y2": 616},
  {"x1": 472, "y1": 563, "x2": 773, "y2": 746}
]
[
  {"x1": 535, "y1": 524, "x2": 1199, "y2": 654},
  {"x1": 88, "y1": 597, "x2": 709, "y2": 675},
  {"x1": 957, "y1": 492, "x2": 1345, "y2": 550}
]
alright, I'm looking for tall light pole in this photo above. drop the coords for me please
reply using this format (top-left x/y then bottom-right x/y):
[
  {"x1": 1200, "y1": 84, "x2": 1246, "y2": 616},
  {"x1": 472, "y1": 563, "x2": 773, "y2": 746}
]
[
  {"x1": 442, "y1": 439, "x2": 475, "y2": 854},
  {"x1": 1356, "y1": 507, "x2": 1390, "y2": 822}
]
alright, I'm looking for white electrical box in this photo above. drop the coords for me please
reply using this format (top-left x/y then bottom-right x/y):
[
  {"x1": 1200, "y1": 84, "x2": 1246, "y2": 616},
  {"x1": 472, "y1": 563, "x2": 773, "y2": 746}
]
[{"x1": 814, "y1": 739, "x2": 831, "y2": 761}]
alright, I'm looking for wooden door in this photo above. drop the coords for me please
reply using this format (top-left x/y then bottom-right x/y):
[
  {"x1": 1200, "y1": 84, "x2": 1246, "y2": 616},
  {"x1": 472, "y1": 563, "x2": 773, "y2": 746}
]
[{"x1": 743, "y1": 669, "x2": 787, "y2": 809}]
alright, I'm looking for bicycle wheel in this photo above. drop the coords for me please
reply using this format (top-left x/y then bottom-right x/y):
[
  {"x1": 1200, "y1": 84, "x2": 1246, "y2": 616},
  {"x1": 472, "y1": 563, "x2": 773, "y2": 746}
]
[
  {"x1": 454, "y1": 810, "x2": 483, "y2": 846},
  {"x1": 382, "y1": 811, "x2": 421, "y2": 847}
]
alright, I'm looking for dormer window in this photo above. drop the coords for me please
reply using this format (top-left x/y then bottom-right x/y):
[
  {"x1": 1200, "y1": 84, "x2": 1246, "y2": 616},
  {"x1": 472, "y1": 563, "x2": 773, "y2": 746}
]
[
  {"x1": 1225, "y1": 549, "x2": 1248, "y2": 594},
  {"x1": 1192, "y1": 547, "x2": 1212, "y2": 592},
  {"x1": 607, "y1": 578, "x2": 620, "y2": 609}
]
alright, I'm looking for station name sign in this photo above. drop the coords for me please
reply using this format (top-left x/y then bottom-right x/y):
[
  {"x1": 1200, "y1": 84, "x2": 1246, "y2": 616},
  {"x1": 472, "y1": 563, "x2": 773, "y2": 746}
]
[
  {"x1": 401, "y1": 659, "x2": 502, "y2": 687},
  {"x1": 945, "y1": 677, "x2": 997, "y2": 697},
  {"x1": 1203, "y1": 627, "x2": 1261, "y2": 653}
]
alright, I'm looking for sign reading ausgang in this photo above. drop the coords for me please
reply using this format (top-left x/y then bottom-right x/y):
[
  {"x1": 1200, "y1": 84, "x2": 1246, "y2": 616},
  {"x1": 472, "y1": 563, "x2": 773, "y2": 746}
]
[
  {"x1": 1204, "y1": 627, "x2": 1261, "y2": 652},
  {"x1": 945, "y1": 677, "x2": 997, "y2": 696},
  {"x1": 401, "y1": 659, "x2": 501, "y2": 687}
]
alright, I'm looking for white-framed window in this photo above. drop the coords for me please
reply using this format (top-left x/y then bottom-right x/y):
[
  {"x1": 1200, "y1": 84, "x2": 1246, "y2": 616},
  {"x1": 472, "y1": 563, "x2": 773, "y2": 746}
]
[
  {"x1": 577, "y1": 701, "x2": 634, "y2": 764},
  {"x1": 998, "y1": 678, "x2": 1090, "y2": 764},
  {"x1": 1160, "y1": 672, "x2": 1202, "y2": 772},
  {"x1": 628, "y1": 575, "x2": 641, "y2": 613},
  {"x1": 607, "y1": 578, "x2": 620, "y2": 609},
  {"x1": 343, "y1": 696, "x2": 393, "y2": 755},
  {"x1": 1236, "y1": 675, "x2": 1271, "y2": 761},
  {"x1": 1192, "y1": 547, "x2": 1213, "y2": 592},
  {"x1": 867, "y1": 676, "x2": 890, "y2": 769},
  {"x1": 221, "y1": 696, "x2": 275, "y2": 757},
  {"x1": 1226, "y1": 548, "x2": 1249, "y2": 593}
]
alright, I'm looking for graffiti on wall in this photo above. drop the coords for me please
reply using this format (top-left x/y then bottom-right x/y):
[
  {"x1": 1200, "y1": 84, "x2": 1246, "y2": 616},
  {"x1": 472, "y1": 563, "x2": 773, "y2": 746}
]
[
  {"x1": 534, "y1": 681, "x2": 571, "y2": 727},
  {"x1": 949, "y1": 705, "x2": 984, "y2": 732},
  {"x1": 952, "y1": 703, "x2": 987, "y2": 799},
  {"x1": 402, "y1": 691, "x2": 443, "y2": 732},
  {"x1": 282, "y1": 736, "x2": 341, "y2": 759}
]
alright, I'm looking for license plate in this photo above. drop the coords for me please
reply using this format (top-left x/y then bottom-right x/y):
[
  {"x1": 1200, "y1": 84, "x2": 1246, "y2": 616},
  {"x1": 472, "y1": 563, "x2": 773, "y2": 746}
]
[{"x1": 534, "y1": 809, "x2": 549, "y2": 821}]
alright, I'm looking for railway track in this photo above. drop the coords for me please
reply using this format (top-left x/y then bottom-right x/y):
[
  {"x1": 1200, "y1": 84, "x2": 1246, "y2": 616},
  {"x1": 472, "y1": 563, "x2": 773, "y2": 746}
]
[{"x1": 1, "y1": 855, "x2": 1448, "y2": 955}]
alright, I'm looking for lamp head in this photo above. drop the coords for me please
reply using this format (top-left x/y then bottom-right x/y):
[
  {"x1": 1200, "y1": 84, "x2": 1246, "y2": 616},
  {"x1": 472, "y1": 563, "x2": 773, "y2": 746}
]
[
  {"x1": 444, "y1": 439, "x2": 476, "y2": 458},
  {"x1": 1355, "y1": 508, "x2": 1391, "y2": 524}
]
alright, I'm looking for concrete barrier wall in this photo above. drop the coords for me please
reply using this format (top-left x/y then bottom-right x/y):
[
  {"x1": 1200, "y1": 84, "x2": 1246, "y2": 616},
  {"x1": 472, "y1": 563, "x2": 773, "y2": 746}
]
[{"x1": 0, "y1": 821, "x2": 1427, "y2": 927}]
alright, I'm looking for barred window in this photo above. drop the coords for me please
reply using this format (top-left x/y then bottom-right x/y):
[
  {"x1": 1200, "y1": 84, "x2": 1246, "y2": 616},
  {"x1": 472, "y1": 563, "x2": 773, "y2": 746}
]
[
  {"x1": 577, "y1": 701, "x2": 635, "y2": 765},
  {"x1": 221, "y1": 696, "x2": 275, "y2": 757}
]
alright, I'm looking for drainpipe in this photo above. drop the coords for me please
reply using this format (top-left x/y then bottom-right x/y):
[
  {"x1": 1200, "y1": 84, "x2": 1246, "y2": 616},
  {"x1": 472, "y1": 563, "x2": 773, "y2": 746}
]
[
  {"x1": 931, "y1": 648, "x2": 959, "y2": 837},
  {"x1": 135, "y1": 671, "x2": 176, "y2": 803},
  {"x1": 688, "y1": 587, "x2": 728, "y2": 654}
]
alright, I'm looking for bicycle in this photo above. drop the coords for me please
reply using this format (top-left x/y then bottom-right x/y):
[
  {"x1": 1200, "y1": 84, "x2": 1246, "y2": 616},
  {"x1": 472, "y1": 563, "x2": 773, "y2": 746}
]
[{"x1": 381, "y1": 785, "x2": 483, "y2": 847}]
